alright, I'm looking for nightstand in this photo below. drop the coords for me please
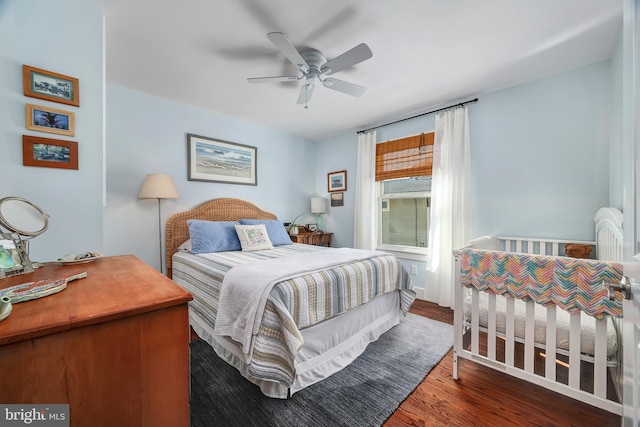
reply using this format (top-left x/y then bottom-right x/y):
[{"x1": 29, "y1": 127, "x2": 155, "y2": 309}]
[{"x1": 290, "y1": 232, "x2": 333, "y2": 246}]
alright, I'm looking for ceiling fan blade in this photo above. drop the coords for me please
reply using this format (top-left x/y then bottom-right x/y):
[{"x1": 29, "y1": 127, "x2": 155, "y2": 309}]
[
  {"x1": 322, "y1": 78, "x2": 366, "y2": 97},
  {"x1": 321, "y1": 43, "x2": 372, "y2": 75},
  {"x1": 297, "y1": 83, "x2": 315, "y2": 106},
  {"x1": 267, "y1": 32, "x2": 309, "y2": 73},
  {"x1": 247, "y1": 76, "x2": 300, "y2": 83}
]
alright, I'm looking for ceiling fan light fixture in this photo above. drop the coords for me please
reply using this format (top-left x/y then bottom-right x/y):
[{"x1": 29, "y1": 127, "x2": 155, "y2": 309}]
[{"x1": 249, "y1": 32, "x2": 372, "y2": 107}]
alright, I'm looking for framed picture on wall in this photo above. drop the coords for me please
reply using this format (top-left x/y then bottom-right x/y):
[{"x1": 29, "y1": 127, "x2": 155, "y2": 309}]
[
  {"x1": 22, "y1": 135, "x2": 78, "y2": 170},
  {"x1": 26, "y1": 104, "x2": 75, "y2": 136},
  {"x1": 328, "y1": 170, "x2": 347, "y2": 192},
  {"x1": 187, "y1": 133, "x2": 257, "y2": 185},
  {"x1": 330, "y1": 192, "x2": 344, "y2": 207},
  {"x1": 23, "y1": 65, "x2": 80, "y2": 107}
]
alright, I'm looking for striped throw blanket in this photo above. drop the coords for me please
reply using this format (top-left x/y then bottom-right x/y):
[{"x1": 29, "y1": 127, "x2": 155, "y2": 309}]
[
  {"x1": 460, "y1": 248, "x2": 623, "y2": 319},
  {"x1": 173, "y1": 245, "x2": 414, "y2": 387}
]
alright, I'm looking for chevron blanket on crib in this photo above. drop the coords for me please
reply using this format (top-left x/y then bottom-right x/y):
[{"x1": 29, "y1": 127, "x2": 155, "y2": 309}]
[{"x1": 460, "y1": 248, "x2": 623, "y2": 319}]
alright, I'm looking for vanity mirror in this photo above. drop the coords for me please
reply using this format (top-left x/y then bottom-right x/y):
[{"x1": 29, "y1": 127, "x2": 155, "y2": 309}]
[{"x1": 0, "y1": 196, "x2": 49, "y2": 278}]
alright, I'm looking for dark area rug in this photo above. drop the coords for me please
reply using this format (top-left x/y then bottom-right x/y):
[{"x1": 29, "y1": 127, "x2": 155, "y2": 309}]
[{"x1": 189, "y1": 313, "x2": 453, "y2": 427}]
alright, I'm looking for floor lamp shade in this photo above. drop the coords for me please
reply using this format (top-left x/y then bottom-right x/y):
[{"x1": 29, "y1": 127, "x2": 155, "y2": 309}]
[
  {"x1": 138, "y1": 174, "x2": 179, "y2": 199},
  {"x1": 138, "y1": 174, "x2": 179, "y2": 274}
]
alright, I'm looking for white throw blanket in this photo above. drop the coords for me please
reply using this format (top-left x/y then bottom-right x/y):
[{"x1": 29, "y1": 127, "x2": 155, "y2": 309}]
[{"x1": 213, "y1": 248, "x2": 385, "y2": 356}]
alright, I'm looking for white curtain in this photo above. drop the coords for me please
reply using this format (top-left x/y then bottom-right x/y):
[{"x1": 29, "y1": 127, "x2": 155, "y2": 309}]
[
  {"x1": 353, "y1": 130, "x2": 377, "y2": 250},
  {"x1": 428, "y1": 106, "x2": 471, "y2": 308}
]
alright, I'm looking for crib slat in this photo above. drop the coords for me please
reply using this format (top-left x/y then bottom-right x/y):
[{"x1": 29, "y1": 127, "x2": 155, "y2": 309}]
[
  {"x1": 526, "y1": 240, "x2": 534, "y2": 254},
  {"x1": 539, "y1": 241, "x2": 547, "y2": 255},
  {"x1": 488, "y1": 293, "x2": 496, "y2": 360},
  {"x1": 524, "y1": 300, "x2": 535, "y2": 373},
  {"x1": 545, "y1": 306, "x2": 557, "y2": 381},
  {"x1": 505, "y1": 296, "x2": 515, "y2": 367},
  {"x1": 471, "y1": 289, "x2": 480, "y2": 355},
  {"x1": 568, "y1": 312, "x2": 581, "y2": 389},
  {"x1": 593, "y1": 319, "x2": 608, "y2": 398}
]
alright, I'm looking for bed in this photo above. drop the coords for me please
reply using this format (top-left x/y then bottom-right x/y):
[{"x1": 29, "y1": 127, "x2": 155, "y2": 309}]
[
  {"x1": 165, "y1": 198, "x2": 415, "y2": 398},
  {"x1": 452, "y1": 207, "x2": 624, "y2": 414}
]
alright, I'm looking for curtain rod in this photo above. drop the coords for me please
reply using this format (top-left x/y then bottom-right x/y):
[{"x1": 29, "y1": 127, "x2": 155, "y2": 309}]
[{"x1": 357, "y1": 97, "x2": 479, "y2": 134}]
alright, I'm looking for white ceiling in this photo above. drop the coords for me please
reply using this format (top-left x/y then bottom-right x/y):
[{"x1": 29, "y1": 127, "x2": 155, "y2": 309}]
[{"x1": 91, "y1": 0, "x2": 622, "y2": 142}]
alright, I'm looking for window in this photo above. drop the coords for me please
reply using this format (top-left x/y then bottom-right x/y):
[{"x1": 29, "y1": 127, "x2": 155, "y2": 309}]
[
  {"x1": 379, "y1": 177, "x2": 431, "y2": 249},
  {"x1": 375, "y1": 133, "x2": 433, "y2": 254}
]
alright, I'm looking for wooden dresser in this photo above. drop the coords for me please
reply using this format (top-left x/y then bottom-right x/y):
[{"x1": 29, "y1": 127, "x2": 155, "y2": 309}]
[{"x1": 0, "y1": 255, "x2": 192, "y2": 427}]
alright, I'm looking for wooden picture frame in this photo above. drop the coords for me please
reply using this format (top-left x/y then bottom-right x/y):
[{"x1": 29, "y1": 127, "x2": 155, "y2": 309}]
[
  {"x1": 22, "y1": 135, "x2": 78, "y2": 170},
  {"x1": 330, "y1": 192, "x2": 344, "y2": 207},
  {"x1": 328, "y1": 170, "x2": 347, "y2": 192},
  {"x1": 187, "y1": 133, "x2": 257, "y2": 185},
  {"x1": 26, "y1": 104, "x2": 75, "y2": 136},
  {"x1": 23, "y1": 65, "x2": 80, "y2": 107}
]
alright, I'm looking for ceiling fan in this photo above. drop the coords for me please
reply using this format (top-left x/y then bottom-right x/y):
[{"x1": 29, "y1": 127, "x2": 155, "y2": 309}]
[{"x1": 247, "y1": 32, "x2": 373, "y2": 108}]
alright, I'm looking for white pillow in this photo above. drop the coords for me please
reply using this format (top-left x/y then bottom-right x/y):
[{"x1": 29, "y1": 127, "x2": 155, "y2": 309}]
[
  {"x1": 177, "y1": 239, "x2": 192, "y2": 252},
  {"x1": 234, "y1": 224, "x2": 274, "y2": 251}
]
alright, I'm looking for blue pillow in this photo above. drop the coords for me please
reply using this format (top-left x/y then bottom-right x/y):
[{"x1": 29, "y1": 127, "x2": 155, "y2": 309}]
[
  {"x1": 187, "y1": 220, "x2": 242, "y2": 254},
  {"x1": 239, "y1": 219, "x2": 292, "y2": 246}
]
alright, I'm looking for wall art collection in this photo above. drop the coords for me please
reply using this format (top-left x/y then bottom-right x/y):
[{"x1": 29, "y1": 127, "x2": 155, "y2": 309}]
[{"x1": 22, "y1": 65, "x2": 79, "y2": 170}]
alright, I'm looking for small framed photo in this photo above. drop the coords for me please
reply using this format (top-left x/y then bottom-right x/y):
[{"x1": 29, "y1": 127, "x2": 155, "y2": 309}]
[
  {"x1": 330, "y1": 192, "x2": 344, "y2": 207},
  {"x1": 307, "y1": 224, "x2": 318, "y2": 231},
  {"x1": 23, "y1": 65, "x2": 79, "y2": 107},
  {"x1": 22, "y1": 135, "x2": 78, "y2": 170},
  {"x1": 26, "y1": 104, "x2": 75, "y2": 136},
  {"x1": 328, "y1": 170, "x2": 347, "y2": 192},
  {"x1": 187, "y1": 133, "x2": 257, "y2": 185}
]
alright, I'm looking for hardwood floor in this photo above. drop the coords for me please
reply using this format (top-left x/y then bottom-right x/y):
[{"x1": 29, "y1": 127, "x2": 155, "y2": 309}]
[{"x1": 384, "y1": 300, "x2": 621, "y2": 427}]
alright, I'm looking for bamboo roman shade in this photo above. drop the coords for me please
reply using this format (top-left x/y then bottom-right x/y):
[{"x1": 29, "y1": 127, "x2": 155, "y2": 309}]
[{"x1": 375, "y1": 132, "x2": 434, "y2": 181}]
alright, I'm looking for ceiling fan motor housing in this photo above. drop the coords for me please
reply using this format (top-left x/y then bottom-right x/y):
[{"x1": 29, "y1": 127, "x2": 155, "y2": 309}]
[{"x1": 301, "y1": 49, "x2": 327, "y2": 84}]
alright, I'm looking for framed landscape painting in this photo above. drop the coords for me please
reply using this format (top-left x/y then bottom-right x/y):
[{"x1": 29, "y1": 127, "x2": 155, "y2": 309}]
[
  {"x1": 22, "y1": 135, "x2": 78, "y2": 170},
  {"x1": 187, "y1": 134, "x2": 257, "y2": 185},
  {"x1": 26, "y1": 104, "x2": 75, "y2": 136},
  {"x1": 328, "y1": 170, "x2": 347, "y2": 192},
  {"x1": 23, "y1": 65, "x2": 80, "y2": 107},
  {"x1": 330, "y1": 192, "x2": 344, "y2": 207}
]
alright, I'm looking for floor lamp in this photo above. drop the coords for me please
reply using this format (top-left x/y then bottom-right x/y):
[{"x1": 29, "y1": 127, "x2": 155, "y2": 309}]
[{"x1": 138, "y1": 174, "x2": 179, "y2": 274}]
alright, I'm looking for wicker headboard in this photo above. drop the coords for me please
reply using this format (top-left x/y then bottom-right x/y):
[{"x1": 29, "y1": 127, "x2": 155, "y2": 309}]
[{"x1": 165, "y1": 198, "x2": 277, "y2": 278}]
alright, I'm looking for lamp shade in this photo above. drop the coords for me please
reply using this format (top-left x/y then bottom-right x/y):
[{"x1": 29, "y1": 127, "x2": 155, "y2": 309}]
[
  {"x1": 311, "y1": 197, "x2": 327, "y2": 214},
  {"x1": 137, "y1": 174, "x2": 179, "y2": 199}
]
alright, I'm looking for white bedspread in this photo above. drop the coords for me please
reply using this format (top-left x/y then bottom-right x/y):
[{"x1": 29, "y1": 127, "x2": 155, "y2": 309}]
[{"x1": 213, "y1": 248, "x2": 386, "y2": 355}]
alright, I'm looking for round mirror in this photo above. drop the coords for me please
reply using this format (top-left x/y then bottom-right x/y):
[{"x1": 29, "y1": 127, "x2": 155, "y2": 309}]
[{"x1": 0, "y1": 197, "x2": 49, "y2": 237}]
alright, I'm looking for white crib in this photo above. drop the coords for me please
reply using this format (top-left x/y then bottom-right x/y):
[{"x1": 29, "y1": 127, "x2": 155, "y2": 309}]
[{"x1": 453, "y1": 207, "x2": 624, "y2": 414}]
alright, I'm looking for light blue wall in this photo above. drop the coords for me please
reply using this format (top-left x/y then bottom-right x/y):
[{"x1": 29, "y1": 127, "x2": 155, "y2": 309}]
[
  {"x1": 0, "y1": 0, "x2": 104, "y2": 262},
  {"x1": 104, "y1": 85, "x2": 317, "y2": 270},
  {"x1": 471, "y1": 60, "x2": 611, "y2": 240},
  {"x1": 317, "y1": 60, "x2": 613, "y2": 301}
]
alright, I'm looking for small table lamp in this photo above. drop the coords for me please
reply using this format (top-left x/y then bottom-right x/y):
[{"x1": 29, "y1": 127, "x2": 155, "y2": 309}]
[
  {"x1": 311, "y1": 197, "x2": 327, "y2": 231},
  {"x1": 138, "y1": 174, "x2": 179, "y2": 273}
]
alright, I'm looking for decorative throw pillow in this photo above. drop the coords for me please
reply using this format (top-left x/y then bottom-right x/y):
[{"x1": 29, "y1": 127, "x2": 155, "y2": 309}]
[
  {"x1": 234, "y1": 224, "x2": 274, "y2": 251},
  {"x1": 177, "y1": 239, "x2": 192, "y2": 252},
  {"x1": 239, "y1": 219, "x2": 292, "y2": 246},
  {"x1": 187, "y1": 220, "x2": 242, "y2": 254}
]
